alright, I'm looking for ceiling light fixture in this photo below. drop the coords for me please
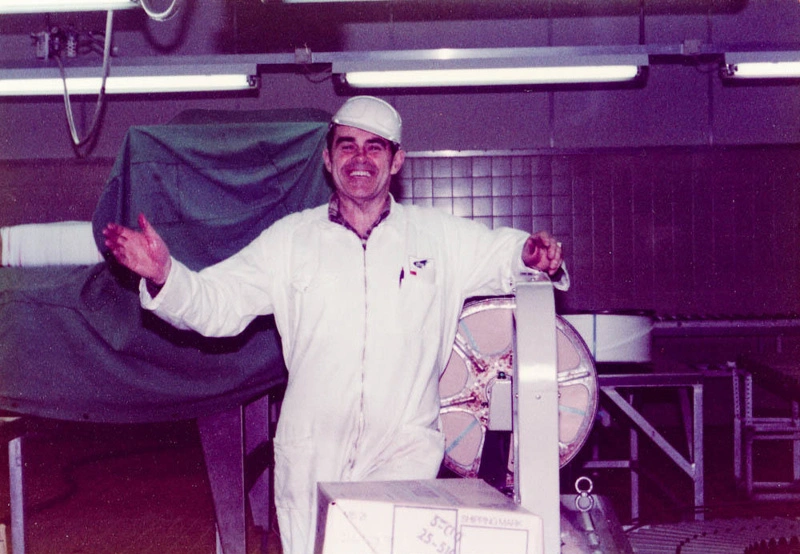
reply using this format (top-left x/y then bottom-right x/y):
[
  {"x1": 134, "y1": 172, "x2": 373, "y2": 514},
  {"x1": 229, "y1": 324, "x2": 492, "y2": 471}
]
[
  {"x1": 723, "y1": 51, "x2": 800, "y2": 79},
  {"x1": 0, "y1": 0, "x2": 139, "y2": 13},
  {"x1": 0, "y1": 63, "x2": 259, "y2": 96},
  {"x1": 333, "y1": 49, "x2": 648, "y2": 89}
]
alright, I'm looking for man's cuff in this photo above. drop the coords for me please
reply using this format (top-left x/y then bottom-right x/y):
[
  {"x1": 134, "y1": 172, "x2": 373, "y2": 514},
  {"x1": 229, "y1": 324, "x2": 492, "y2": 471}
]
[
  {"x1": 145, "y1": 279, "x2": 163, "y2": 298},
  {"x1": 552, "y1": 264, "x2": 570, "y2": 291},
  {"x1": 139, "y1": 257, "x2": 176, "y2": 309}
]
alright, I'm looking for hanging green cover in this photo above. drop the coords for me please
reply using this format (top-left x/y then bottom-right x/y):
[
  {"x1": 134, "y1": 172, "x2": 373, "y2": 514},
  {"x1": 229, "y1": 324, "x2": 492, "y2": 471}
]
[{"x1": 0, "y1": 109, "x2": 332, "y2": 423}]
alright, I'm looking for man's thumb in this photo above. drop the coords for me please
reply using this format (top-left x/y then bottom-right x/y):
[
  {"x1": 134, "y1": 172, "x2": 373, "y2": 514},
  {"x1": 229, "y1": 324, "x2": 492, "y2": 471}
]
[{"x1": 138, "y1": 213, "x2": 154, "y2": 237}]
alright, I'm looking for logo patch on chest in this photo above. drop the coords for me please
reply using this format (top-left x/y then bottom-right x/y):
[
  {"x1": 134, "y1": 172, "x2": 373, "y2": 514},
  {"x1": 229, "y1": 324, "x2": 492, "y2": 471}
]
[{"x1": 408, "y1": 256, "x2": 435, "y2": 282}]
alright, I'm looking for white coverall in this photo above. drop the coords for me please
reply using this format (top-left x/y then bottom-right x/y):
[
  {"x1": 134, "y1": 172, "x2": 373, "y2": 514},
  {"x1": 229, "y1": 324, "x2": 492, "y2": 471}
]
[{"x1": 141, "y1": 196, "x2": 565, "y2": 554}]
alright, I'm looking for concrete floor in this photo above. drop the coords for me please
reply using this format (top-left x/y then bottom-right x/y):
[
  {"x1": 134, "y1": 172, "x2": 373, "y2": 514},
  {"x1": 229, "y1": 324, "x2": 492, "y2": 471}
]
[
  {"x1": 1, "y1": 417, "x2": 798, "y2": 554},
  {"x1": 0, "y1": 419, "x2": 277, "y2": 554}
]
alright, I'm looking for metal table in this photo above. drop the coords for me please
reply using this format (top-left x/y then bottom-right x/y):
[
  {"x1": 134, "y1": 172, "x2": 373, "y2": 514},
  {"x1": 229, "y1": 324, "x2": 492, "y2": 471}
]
[{"x1": 583, "y1": 372, "x2": 709, "y2": 522}]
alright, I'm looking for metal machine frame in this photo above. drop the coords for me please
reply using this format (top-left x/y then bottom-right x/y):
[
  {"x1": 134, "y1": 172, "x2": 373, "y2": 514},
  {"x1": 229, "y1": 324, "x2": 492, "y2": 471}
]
[{"x1": 512, "y1": 274, "x2": 562, "y2": 553}]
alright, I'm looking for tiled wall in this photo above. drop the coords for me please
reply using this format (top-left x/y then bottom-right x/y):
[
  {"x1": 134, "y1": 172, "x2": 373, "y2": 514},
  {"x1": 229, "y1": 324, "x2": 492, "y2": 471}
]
[
  {"x1": 2, "y1": 145, "x2": 798, "y2": 318},
  {"x1": 397, "y1": 146, "x2": 800, "y2": 317}
]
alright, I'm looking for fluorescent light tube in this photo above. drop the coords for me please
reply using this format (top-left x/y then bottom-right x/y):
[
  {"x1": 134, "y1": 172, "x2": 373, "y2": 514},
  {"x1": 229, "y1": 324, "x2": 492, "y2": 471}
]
[
  {"x1": 0, "y1": 74, "x2": 257, "y2": 95},
  {"x1": 726, "y1": 61, "x2": 800, "y2": 79},
  {"x1": 333, "y1": 50, "x2": 648, "y2": 88},
  {"x1": 343, "y1": 65, "x2": 642, "y2": 88},
  {"x1": 0, "y1": 0, "x2": 139, "y2": 13},
  {"x1": 723, "y1": 51, "x2": 800, "y2": 79}
]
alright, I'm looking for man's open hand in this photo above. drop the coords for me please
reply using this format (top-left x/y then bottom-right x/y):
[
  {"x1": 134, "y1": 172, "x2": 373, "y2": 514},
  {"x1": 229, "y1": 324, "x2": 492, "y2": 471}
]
[{"x1": 103, "y1": 213, "x2": 172, "y2": 285}]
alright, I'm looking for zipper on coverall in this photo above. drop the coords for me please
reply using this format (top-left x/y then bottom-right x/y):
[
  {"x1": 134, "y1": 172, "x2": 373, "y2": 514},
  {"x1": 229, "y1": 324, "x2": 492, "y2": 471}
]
[{"x1": 345, "y1": 239, "x2": 369, "y2": 473}]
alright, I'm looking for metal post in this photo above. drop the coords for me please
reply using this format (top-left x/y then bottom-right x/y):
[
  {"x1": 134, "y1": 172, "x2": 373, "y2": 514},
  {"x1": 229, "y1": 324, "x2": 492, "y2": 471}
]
[
  {"x1": 732, "y1": 368, "x2": 742, "y2": 483},
  {"x1": 693, "y1": 383, "x2": 704, "y2": 520},
  {"x1": 198, "y1": 406, "x2": 247, "y2": 554},
  {"x1": 9, "y1": 436, "x2": 24, "y2": 554},
  {"x1": 792, "y1": 400, "x2": 800, "y2": 482},
  {"x1": 628, "y1": 393, "x2": 639, "y2": 522},
  {"x1": 513, "y1": 275, "x2": 560, "y2": 553}
]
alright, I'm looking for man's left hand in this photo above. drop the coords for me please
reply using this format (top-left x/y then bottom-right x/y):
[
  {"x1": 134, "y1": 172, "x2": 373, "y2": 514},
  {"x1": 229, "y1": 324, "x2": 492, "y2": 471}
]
[{"x1": 521, "y1": 231, "x2": 563, "y2": 276}]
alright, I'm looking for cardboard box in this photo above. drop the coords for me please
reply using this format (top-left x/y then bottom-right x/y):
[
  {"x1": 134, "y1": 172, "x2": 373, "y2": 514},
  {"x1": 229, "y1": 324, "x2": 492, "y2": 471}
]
[{"x1": 315, "y1": 478, "x2": 543, "y2": 554}]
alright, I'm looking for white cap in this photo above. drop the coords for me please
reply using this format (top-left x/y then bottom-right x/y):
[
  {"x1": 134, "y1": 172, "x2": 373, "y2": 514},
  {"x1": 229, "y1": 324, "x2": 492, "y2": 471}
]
[{"x1": 331, "y1": 96, "x2": 402, "y2": 145}]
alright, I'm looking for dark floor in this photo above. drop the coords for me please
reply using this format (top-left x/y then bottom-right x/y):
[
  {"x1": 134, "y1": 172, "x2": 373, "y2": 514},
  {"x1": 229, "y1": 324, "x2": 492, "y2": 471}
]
[
  {"x1": 0, "y1": 417, "x2": 798, "y2": 554},
  {"x1": 0, "y1": 419, "x2": 277, "y2": 554}
]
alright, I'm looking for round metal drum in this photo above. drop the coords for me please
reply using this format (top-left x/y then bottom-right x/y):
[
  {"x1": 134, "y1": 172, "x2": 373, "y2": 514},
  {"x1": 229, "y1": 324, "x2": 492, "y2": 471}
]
[
  {"x1": 440, "y1": 296, "x2": 598, "y2": 479},
  {"x1": 561, "y1": 311, "x2": 653, "y2": 363}
]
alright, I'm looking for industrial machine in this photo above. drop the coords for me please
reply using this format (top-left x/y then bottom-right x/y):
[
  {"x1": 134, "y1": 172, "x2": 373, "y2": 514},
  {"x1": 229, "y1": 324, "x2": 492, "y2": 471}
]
[{"x1": 439, "y1": 271, "x2": 631, "y2": 553}]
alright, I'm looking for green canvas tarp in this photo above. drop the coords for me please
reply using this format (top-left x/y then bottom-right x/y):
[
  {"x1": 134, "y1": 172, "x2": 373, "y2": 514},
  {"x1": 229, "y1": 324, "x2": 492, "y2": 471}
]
[{"x1": 0, "y1": 109, "x2": 333, "y2": 423}]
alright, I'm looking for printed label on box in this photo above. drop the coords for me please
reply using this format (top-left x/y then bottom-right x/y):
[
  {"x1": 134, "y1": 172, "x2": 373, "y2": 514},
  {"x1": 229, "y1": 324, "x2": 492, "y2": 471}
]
[
  {"x1": 392, "y1": 506, "x2": 458, "y2": 554},
  {"x1": 460, "y1": 525, "x2": 529, "y2": 554}
]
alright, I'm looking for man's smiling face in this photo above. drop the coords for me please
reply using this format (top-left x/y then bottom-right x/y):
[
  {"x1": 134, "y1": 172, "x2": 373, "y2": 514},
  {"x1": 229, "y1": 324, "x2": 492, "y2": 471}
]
[{"x1": 323, "y1": 125, "x2": 405, "y2": 206}]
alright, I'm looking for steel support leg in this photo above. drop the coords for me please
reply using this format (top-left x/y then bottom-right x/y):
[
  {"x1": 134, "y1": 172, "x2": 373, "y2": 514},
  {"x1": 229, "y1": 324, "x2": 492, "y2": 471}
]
[
  {"x1": 198, "y1": 406, "x2": 247, "y2": 554},
  {"x1": 9, "y1": 436, "x2": 23, "y2": 554}
]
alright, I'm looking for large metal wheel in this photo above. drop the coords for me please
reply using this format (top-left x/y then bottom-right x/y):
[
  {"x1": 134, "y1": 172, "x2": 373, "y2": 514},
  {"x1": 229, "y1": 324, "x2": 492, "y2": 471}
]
[{"x1": 440, "y1": 296, "x2": 598, "y2": 480}]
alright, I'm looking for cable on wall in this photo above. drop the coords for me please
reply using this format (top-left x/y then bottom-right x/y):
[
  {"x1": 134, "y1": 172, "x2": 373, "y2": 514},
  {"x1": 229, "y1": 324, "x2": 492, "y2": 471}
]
[
  {"x1": 59, "y1": 10, "x2": 113, "y2": 155},
  {"x1": 639, "y1": 0, "x2": 646, "y2": 46},
  {"x1": 56, "y1": 1, "x2": 184, "y2": 155},
  {"x1": 139, "y1": 0, "x2": 183, "y2": 22}
]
